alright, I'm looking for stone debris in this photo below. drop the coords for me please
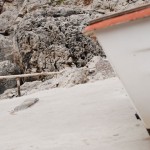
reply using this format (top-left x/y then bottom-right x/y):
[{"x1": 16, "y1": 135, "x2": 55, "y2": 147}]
[
  {"x1": 0, "y1": 56, "x2": 115, "y2": 99},
  {"x1": 15, "y1": 6, "x2": 104, "y2": 74}
]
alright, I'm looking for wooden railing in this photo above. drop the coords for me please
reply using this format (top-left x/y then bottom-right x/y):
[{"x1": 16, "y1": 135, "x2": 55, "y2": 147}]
[{"x1": 0, "y1": 71, "x2": 63, "y2": 97}]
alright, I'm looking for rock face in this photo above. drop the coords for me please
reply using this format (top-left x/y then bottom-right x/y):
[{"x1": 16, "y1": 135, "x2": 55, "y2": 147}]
[
  {"x1": 15, "y1": 5, "x2": 104, "y2": 73},
  {"x1": 91, "y1": 0, "x2": 150, "y2": 12},
  {"x1": 50, "y1": 0, "x2": 150, "y2": 10},
  {"x1": 0, "y1": 60, "x2": 21, "y2": 94},
  {"x1": 0, "y1": 35, "x2": 13, "y2": 62}
]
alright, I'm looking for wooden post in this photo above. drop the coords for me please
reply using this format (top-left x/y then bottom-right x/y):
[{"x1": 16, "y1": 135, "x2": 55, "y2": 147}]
[
  {"x1": 0, "y1": 71, "x2": 64, "y2": 97},
  {"x1": 0, "y1": 71, "x2": 63, "y2": 80},
  {"x1": 16, "y1": 78, "x2": 21, "y2": 97}
]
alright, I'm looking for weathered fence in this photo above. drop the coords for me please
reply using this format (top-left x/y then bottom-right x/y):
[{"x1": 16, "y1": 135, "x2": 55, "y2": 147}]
[{"x1": 0, "y1": 71, "x2": 63, "y2": 97}]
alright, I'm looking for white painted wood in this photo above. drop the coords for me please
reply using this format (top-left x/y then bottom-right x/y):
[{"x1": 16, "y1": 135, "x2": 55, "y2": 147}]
[{"x1": 95, "y1": 17, "x2": 150, "y2": 128}]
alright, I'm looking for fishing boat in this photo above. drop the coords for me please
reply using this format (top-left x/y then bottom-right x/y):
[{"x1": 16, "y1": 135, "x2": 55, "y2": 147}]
[{"x1": 84, "y1": 4, "x2": 150, "y2": 134}]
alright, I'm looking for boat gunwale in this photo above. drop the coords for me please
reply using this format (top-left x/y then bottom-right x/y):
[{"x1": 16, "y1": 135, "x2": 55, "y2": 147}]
[{"x1": 84, "y1": 4, "x2": 150, "y2": 34}]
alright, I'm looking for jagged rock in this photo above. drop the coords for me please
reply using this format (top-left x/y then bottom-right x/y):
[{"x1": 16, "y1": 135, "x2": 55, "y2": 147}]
[
  {"x1": 0, "y1": 0, "x2": 20, "y2": 33},
  {"x1": 50, "y1": 67, "x2": 89, "y2": 87},
  {"x1": 14, "y1": 0, "x2": 149, "y2": 75},
  {"x1": 0, "y1": 35, "x2": 13, "y2": 62},
  {"x1": 0, "y1": 10, "x2": 18, "y2": 32},
  {"x1": 86, "y1": 56, "x2": 115, "y2": 81},
  {"x1": 0, "y1": 0, "x2": 3, "y2": 13},
  {"x1": 15, "y1": 6, "x2": 104, "y2": 73}
]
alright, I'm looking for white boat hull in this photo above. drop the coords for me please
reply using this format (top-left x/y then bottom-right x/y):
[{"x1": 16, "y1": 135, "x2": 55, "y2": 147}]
[{"x1": 95, "y1": 17, "x2": 150, "y2": 128}]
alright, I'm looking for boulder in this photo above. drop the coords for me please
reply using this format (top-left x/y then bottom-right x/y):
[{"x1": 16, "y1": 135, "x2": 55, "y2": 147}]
[
  {"x1": 0, "y1": 60, "x2": 21, "y2": 94},
  {"x1": 0, "y1": 35, "x2": 14, "y2": 62},
  {"x1": 15, "y1": 5, "x2": 104, "y2": 73}
]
